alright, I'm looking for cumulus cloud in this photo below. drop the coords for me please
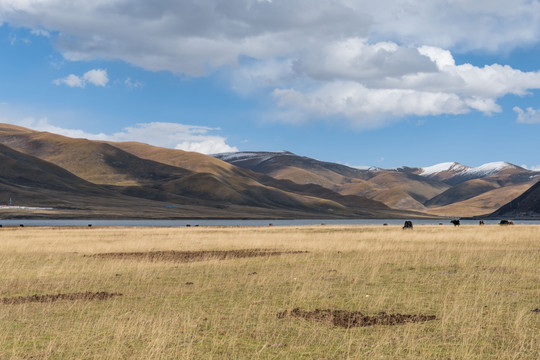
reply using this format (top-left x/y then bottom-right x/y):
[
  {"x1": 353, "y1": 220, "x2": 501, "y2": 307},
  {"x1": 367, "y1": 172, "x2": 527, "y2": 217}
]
[
  {"x1": 7, "y1": 118, "x2": 237, "y2": 154},
  {"x1": 3, "y1": 0, "x2": 540, "y2": 124},
  {"x1": 514, "y1": 106, "x2": 540, "y2": 124},
  {"x1": 270, "y1": 44, "x2": 540, "y2": 124},
  {"x1": 2, "y1": 0, "x2": 539, "y2": 72},
  {"x1": 362, "y1": 0, "x2": 540, "y2": 52},
  {"x1": 54, "y1": 69, "x2": 109, "y2": 88},
  {"x1": 175, "y1": 139, "x2": 238, "y2": 154},
  {"x1": 82, "y1": 69, "x2": 108, "y2": 87},
  {"x1": 0, "y1": 0, "x2": 369, "y2": 76},
  {"x1": 53, "y1": 73, "x2": 85, "y2": 88},
  {"x1": 13, "y1": 116, "x2": 110, "y2": 139},
  {"x1": 109, "y1": 122, "x2": 238, "y2": 153}
]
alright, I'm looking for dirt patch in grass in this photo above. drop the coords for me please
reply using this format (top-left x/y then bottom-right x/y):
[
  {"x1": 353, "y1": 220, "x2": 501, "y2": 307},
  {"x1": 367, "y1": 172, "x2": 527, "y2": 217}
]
[
  {"x1": 89, "y1": 249, "x2": 307, "y2": 263},
  {"x1": 1, "y1": 291, "x2": 122, "y2": 305},
  {"x1": 277, "y1": 308, "x2": 436, "y2": 328}
]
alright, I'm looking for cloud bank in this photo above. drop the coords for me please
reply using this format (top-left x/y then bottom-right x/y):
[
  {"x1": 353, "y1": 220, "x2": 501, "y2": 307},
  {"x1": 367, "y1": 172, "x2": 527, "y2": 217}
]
[
  {"x1": 9, "y1": 117, "x2": 238, "y2": 154},
  {"x1": 3, "y1": 0, "x2": 540, "y2": 125}
]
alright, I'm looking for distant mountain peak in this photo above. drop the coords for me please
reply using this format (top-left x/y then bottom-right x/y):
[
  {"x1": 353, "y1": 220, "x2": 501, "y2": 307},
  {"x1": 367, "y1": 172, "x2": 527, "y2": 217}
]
[
  {"x1": 417, "y1": 161, "x2": 527, "y2": 187},
  {"x1": 420, "y1": 162, "x2": 470, "y2": 176},
  {"x1": 468, "y1": 161, "x2": 519, "y2": 174}
]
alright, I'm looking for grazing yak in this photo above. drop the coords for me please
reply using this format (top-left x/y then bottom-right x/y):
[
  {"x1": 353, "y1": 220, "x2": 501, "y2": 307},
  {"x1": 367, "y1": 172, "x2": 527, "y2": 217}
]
[
  {"x1": 499, "y1": 220, "x2": 514, "y2": 225},
  {"x1": 451, "y1": 220, "x2": 460, "y2": 226},
  {"x1": 403, "y1": 221, "x2": 413, "y2": 230}
]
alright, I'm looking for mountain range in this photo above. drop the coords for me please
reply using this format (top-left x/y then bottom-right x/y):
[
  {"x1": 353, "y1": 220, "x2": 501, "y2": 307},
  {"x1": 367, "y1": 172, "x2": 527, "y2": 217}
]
[
  {"x1": 0, "y1": 124, "x2": 414, "y2": 219},
  {"x1": 0, "y1": 123, "x2": 538, "y2": 219},
  {"x1": 214, "y1": 151, "x2": 540, "y2": 218}
]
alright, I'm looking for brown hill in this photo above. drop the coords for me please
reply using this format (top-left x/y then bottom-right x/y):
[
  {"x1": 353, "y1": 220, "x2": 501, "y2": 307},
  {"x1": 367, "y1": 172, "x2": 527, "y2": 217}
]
[
  {"x1": 364, "y1": 171, "x2": 449, "y2": 204},
  {"x1": 426, "y1": 184, "x2": 533, "y2": 217},
  {"x1": 0, "y1": 142, "x2": 199, "y2": 218},
  {"x1": 489, "y1": 180, "x2": 540, "y2": 219},
  {"x1": 215, "y1": 151, "x2": 450, "y2": 209},
  {"x1": 371, "y1": 188, "x2": 427, "y2": 212},
  {"x1": 0, "y1": 142, "x2": 109, "y2": 206},
  {"x1": 0, "y1": 124, "x2": 190, "y2": 186},
  {"x1": 111, "y1": 141, "x2": 409, "y2": 217},
  {"x1": 0, "y1": 124, "x2": 414, "y2": 218},
  {"x1": 215, "y1": 151, "x2": 540, "y2": 217},
  {"x1": 424, "y1": 179, "x2": 500, "y2": 207}
]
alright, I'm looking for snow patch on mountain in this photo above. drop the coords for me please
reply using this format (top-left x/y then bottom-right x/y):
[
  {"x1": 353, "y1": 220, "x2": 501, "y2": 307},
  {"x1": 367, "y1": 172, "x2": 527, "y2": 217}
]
[
  {"x1": 420, "y1": 162, "x2": 470, "y2": 176},
  {"x1": 420, "y1": 161, "x2": 520, "y2": 178},
  {"x1": 465, "y1": 162, "x2": 518, "y2": 176}
]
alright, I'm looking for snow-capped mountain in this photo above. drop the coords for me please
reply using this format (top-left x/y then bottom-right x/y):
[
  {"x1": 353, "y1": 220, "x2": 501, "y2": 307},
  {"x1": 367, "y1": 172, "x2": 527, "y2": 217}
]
[
  {"x1": 418, "y1": 161, "x2": 528, "y2": 185},
  {"x1": 213, "y1": 151, "x2": 540, "y2": 217},
  {"x1": 419, "y1": 162, "x2": 471, "y2": 176},
  {"x1": 464, "y1": 162, "x2": 522, "y2": 177}
]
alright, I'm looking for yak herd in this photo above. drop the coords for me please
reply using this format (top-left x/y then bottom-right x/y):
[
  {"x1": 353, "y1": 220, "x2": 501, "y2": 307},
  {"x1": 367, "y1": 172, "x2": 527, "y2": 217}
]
[{"x1": 403, "y1": 219, "x2": 513, "y2": 229}]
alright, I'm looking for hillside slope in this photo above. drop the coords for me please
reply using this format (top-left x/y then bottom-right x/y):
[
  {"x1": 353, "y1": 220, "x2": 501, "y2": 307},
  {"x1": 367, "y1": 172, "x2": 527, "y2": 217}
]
[
  {"x1": 111, "y1": 141, "x2": 414, "y2": 217},
  {"x1": 215, "y1": 151, "x2": 539, "y2": 217},
  {"x1": 215, "y1": 151, "x2": 450, "y2": 209},
  {"x1": 489, "y1": 180, "x2": 540, "y2": 218},
  {"x1": 0, "y1": 124, "x2": 416, "y2": 219}
]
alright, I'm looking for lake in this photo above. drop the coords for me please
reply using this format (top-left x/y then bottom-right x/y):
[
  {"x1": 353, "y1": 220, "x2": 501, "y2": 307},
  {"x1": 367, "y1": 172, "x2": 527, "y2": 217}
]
[{"x1": 1, "y1": 219, "x2": 539, "y2": 227}]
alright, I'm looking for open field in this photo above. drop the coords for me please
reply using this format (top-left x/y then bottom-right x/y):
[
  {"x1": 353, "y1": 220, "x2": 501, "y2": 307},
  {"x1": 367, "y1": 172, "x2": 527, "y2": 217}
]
[{"x1": 0, "y1": 225, "x2": 538, "y2": 359}]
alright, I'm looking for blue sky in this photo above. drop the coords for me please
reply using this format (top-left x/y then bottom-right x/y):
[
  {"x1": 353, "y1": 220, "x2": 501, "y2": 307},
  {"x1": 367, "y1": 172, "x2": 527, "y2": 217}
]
[{"x1": 1, "y1": 1, "x2": 540, "y2": 169}]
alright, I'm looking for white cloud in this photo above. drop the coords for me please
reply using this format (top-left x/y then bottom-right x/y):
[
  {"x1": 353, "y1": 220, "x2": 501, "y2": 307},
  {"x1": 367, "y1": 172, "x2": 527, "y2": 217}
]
[
  {"x1": 293, "y1": 39, "x2": 438, "y2": 82},
  {"x1": 53, "y1": 73, "x2": 85, "y2": 88},
  {"x1": 269, "y1": 43, "x2": 540, "y2": 124},
  {"x1": 12, "y1": 116, "x2": 110, "y2": 139},
  {"x1": 175, "y1": 139, "x2": 238, "y2": 154},
  {"x1": 108, "y1": 122, "x2": 239, "y2": 154},
  {"x1": 53, "y1": 69, "x2": 108, "y2": 88},
  {"x1": 2, "y1": 0, "x2": 539, "y2": 72},
  {"x1": 230, "y1": 58, "x2": 295, "y2": 94},
  {"x1": 7, "y1": 117, "x2": 237, "y2": 155},
  {"x1": 360, "y1": 0, "x2": 540, "y2": 52},
  {"x1": 514, "y1": 106, "x2": 540, "y2": 124},
  {"x1": 83, "y1": 69, "x2": 108, "y2": 87},
  {"x1": 3, "y1": 1, "x2": 540, "y2": 125},
  {"x1": 521, "y1": 164, "x2": 540, "y2": 171}
]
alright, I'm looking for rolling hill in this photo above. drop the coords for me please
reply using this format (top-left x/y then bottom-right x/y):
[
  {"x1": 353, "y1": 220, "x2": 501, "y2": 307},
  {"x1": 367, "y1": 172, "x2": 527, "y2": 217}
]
[
  {"x1": 2, "y1": 123, "x2": 536, "y2": 219},
  {"x1": 214, "y1": 151, "x2": 452, "y2": 210},
  {"x1": 0, "y1": 124, "x2": 417, "y2": 219},
  {"x1": 110, "y1": 141, "x2": 398, "y2": 215},
  {"x1": 489, "y1": 180, "x2": 540, "y2": 219},
  {"x1": 215, "y1": 151, "x2": 540, "y2": 217}
]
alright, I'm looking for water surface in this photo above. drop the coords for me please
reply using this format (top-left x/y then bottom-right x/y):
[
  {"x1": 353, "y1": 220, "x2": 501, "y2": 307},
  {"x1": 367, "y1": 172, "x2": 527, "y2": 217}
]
[{"x1": 1, "y1": 219, "x2": 538, "y2": 227}]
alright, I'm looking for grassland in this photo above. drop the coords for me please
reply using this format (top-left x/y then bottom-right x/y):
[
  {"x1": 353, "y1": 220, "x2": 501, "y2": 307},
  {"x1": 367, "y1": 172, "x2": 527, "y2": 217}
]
[{"x1": 0, "y1": 225, "x2": 538, "y2": 359}]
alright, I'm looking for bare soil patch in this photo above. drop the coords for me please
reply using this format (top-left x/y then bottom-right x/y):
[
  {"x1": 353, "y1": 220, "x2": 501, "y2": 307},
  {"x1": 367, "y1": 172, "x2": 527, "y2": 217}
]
[
  {"x1": 277, "y1": 308, "x2": 436, "y2": 328},
  {"x1": 1, "y1": 291, "x2": 122, "y2": 305},
  {"x1": 89, "y1": 249, "x2": 307, "y2": 263}
]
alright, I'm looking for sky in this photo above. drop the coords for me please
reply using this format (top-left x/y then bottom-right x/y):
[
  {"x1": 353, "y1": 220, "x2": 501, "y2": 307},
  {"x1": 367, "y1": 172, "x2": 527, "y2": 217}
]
[{"x1": 0, "y1": 0, "x2": 540, "y2": 169}]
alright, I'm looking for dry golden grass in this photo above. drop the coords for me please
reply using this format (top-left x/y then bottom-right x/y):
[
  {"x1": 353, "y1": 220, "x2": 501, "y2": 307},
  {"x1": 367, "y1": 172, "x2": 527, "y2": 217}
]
[{"x1": 0, "y1": 225, "x2": 539, "y2": 359}]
